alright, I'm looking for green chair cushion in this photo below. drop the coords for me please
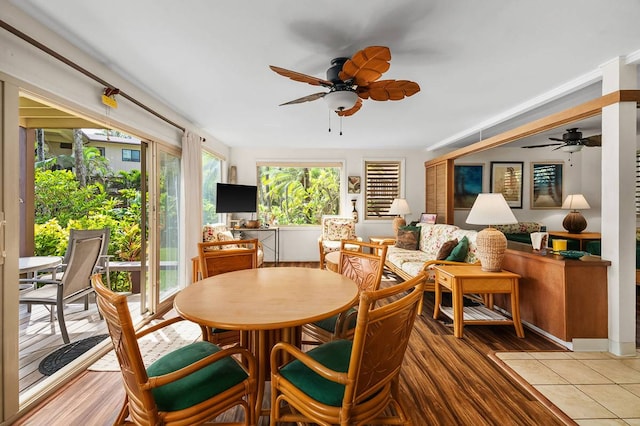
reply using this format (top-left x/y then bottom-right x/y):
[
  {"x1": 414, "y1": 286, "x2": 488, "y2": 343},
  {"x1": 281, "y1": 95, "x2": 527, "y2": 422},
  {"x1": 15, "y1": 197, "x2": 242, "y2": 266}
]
[
  {"x1": 312, "y1": 307, "x2": 357, "y2": 333},
  {"x1": 446, "y1": 236, "x2": 469, "y2": 262},
  {"x1": 147, "y1": 340, "x2": 248, "y2": 412},
  {"x1": 280, "y1": 339, "x2": 352, "y2": 406}
]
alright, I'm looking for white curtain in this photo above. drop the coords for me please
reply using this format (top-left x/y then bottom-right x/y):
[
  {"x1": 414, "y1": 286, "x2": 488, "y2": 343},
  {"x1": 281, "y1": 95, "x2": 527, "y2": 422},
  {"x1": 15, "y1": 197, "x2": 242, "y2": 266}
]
[{"x1": 181, "y1": 130, "x2": 202, "y2": 285}]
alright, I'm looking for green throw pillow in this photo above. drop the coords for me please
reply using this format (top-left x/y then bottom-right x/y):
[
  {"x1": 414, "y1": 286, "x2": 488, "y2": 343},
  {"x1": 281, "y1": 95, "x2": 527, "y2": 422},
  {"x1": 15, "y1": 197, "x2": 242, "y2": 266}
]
[
  {"x1": 446, "y1": 236, "x2": 469, "y2": 262},
  {"x1": 395, "y1": 226, "x2": 421, "y2": 250}
]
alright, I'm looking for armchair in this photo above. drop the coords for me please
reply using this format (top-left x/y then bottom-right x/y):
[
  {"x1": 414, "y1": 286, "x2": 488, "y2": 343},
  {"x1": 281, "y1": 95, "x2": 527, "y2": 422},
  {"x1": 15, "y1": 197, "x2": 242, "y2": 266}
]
[
  {"x1": 317, "y1": 215, "x2": 362, "y2": 269},
  {"x1": 270, "y1": 272, "x2": 426, "y2": 425},
  {"x1": 91, "y1": 275, "x2": 257, "y2": 425}
]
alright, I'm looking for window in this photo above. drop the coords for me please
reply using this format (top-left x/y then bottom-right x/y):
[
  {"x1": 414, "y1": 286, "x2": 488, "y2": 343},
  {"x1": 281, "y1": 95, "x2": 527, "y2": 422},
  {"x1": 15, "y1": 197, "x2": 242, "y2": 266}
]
[
  {"x1": 364, "y1": 160, "x2": 402, "y2": 219},
  {"x1": 257, "y1": 162, "x2": 341, "y2": 225},
  {"x1": 122, "y1": 148, "x2": 140, "y2": 162},
  {"x1": 96, "y1": 147, "x2": 105, "y2": 156},
  {"x1": 202, "y1": 151, "x2": 222, "y2": 224}
]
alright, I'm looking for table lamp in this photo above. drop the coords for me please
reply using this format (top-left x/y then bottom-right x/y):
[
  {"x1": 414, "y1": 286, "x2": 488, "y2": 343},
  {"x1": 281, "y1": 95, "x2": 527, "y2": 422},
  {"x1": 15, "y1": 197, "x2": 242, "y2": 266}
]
[
  {"x1": 388, "y1": 198, "x2": 411, "y2": 236},
  {"x1": 561, "y1": 194, "x2": 590, "y2": 233},
  {"x1": 466, "y1": 193, "x2": 518, "y2": 272}
]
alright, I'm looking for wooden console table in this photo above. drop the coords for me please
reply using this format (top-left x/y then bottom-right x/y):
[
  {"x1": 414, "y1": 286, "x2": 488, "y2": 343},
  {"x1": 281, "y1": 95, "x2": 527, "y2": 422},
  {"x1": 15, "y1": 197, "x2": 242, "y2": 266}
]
[
  {"x1": 547, "y1": 231, "x2": 601, "y2": 251},
  {"x1": 433, "y1": 265, "x2": 524, "y2": 338},
  {"x1": 496, "y1": 243, "x2": 610, "y2": 342}
]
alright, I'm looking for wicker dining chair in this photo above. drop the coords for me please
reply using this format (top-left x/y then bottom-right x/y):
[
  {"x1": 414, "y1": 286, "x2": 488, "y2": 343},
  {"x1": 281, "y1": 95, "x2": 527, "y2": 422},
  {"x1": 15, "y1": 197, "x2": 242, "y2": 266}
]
[
  {"x1": 91, "y1": 275, "x2": 258, "y2": 426},
  {"x1": 197, "y1": 239, "x2": 259, "y2": 346},
  {"x1": 270, "y1": 272, "x2": 426, "y2": 425},
  {"x1": 303, "y1": 239, "x2": 387, "y2": 343}
]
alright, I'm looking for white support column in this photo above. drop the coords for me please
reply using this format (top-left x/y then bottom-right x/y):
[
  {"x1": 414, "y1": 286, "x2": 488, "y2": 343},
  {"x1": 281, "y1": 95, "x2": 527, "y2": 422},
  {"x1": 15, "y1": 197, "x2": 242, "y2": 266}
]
[{"x1": 600, "y1": 57, "x2": 637, "y2": 356}]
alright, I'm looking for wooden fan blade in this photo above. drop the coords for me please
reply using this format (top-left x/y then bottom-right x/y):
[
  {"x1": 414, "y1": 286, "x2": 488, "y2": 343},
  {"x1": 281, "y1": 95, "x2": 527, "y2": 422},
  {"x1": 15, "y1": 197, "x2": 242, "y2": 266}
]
[
  {"x1": 278, "y1": 92, "x2": 327, "y2": 106},
  {"x1": 521, "y1": 143, "x2": 563, "y2": 149},
  {"x1": 336, "y1": 98, "x2": 363, "y2": 117},
  {"x1": 338, "y1": 46, "x2": 391, "y2": 86},
  {"x1": 584, "y1": 134, "x2": 602, "y2": 146},
  {"x1": 269, "y1": 65, "x2": 333, "y2": 88},
  {"x1": 357, "y1": 80, "x2": 420, "y2": 101}
]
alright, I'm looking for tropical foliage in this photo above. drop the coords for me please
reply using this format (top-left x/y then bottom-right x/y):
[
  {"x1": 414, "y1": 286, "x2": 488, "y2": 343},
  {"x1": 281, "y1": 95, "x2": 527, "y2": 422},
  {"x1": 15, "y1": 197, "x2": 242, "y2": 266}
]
[{"x1": 257, "y1": 166, "x2": 340, "y2": 225}]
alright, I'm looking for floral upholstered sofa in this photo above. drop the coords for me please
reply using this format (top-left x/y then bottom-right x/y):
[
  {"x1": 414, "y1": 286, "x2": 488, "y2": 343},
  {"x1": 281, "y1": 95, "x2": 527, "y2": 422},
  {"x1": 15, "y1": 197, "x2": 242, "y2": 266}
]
[
  {"x1": 384, "y1": 223, "x2": 479, "y2": 292},
  {"x1": 493, "y1": 222, "x2": 543, "y2": 245}
]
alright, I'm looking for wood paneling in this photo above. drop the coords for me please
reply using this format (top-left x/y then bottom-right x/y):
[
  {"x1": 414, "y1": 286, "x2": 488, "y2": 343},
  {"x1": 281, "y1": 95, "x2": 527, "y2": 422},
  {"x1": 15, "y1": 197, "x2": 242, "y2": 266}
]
[{"x1": 425, "y1": 159, "x2": 454, "y2": 224}]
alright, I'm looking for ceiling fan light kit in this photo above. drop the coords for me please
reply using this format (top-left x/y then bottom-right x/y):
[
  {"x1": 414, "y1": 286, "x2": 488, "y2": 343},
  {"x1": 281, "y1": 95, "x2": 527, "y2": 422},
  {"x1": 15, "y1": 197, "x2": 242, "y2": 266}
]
[{"x1": 324, "y1": 90, "x2": 358, "y2": 112}]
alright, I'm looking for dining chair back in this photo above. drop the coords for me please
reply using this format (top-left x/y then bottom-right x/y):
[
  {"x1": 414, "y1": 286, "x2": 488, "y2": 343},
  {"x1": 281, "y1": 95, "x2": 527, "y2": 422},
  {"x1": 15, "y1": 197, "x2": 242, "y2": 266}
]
[
  {"x1": 19, "y1": 236, "x2": 104, "y2": 343},
  {"x1": 197, "y1": 239, "x2": 259, "y2": 346},
  {"x1": 91, "y1": 274, "x2": 257, "y2": 426},
  {"x1": 271, "y1": 272, "x2": 426, "y2": 425},
  {"x1": 303, "y1": 240, "x2": 388, "y2": 343},
  {"x1": 198, "y1": 239, "x2": 259, "y2": 279}
]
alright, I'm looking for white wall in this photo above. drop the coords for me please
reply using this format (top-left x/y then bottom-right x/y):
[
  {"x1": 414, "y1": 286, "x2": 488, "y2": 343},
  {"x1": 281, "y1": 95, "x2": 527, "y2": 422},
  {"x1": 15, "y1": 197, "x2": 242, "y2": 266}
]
[
  {"x1": 230, "y1": 147, "x2": 434, "y2": 261},
  {"x1": 454, "y1": 144, "x2": 603, "y2": 232}
]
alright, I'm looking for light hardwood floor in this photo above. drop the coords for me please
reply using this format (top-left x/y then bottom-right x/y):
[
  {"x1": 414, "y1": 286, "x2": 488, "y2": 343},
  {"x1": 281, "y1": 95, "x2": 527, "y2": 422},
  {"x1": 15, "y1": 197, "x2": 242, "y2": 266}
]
[{"x1": 15, "y1": 263, "x2": 640, "y2": 425}]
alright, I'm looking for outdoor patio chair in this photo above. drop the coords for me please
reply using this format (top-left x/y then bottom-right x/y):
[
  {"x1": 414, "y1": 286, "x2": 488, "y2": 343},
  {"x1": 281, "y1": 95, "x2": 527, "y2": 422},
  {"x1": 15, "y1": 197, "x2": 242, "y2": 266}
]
[{"x1": 19, "y1": 236, "x2": 104, "y2": 344}]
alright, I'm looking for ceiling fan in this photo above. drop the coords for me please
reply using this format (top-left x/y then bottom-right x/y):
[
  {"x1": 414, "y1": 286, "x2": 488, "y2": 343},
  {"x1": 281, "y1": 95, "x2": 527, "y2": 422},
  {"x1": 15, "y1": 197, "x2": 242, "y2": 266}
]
[
  {"x1": 521, "y1": 128, "x2": 602, "y2": 152},
  {"x1": 269, "y1": 46, "x2": 420, "y2": 117}
]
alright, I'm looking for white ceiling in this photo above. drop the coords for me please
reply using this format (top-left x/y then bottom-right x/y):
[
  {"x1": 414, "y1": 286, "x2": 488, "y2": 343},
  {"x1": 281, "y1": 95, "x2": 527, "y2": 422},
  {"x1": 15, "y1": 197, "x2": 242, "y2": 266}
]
[{"x1": 8, "y1": 0, "x2": 640, "y2": 151}]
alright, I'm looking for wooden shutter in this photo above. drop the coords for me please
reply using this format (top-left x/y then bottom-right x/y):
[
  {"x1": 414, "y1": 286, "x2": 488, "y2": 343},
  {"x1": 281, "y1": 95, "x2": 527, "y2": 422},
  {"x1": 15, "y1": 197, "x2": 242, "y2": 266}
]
[
  {"x1": 365, "y1": 161, "x2": 401, "y2": 219},
  {"x1": 425, "y1": 159, "x2": 454, "y2": 224}
]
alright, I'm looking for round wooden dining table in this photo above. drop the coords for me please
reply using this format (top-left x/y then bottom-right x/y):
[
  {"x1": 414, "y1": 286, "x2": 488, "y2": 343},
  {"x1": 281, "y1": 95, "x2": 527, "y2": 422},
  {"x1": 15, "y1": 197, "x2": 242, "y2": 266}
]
[{"x1": 174, "y1": 267, "x2": 359, "y2": 419}]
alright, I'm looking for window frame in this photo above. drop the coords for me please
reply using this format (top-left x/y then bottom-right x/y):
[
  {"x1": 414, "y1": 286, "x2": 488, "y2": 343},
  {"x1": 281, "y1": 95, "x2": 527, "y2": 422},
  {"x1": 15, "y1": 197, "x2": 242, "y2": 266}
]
[{"x1": 122, "y1": 148, "x2": 141, "y2": 162}]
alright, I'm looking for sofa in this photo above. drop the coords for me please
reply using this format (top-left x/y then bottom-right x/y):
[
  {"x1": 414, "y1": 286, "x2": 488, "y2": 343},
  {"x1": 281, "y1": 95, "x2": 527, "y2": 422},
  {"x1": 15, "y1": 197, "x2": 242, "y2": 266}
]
[
  {"x1": 493, "y1": 222, "x2": 543, "y2": 245},
  {"x1": 385, "y1": 223, "x2": 479, "y2": 292},
  {"x1": 191, "y1": 223, "x2": 264, "y2": 281}
]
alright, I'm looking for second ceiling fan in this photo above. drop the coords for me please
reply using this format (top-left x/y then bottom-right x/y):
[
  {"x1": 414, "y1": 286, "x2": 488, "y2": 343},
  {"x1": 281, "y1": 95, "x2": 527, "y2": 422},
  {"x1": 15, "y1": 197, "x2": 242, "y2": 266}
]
[{"x1": 521, "y1": 128, "x2": 602, "y2": 152}]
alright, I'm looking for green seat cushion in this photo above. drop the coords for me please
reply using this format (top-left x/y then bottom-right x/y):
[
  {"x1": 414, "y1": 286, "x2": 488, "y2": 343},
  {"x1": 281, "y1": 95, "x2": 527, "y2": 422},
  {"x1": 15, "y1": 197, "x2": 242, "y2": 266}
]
[
  {"x1": 279, "y1": 339, "x2": 352, "y2": 406},
  {"x1": 312, "y1": 307, "x2": 357, "y2": 333},
  {"x1": 446, "y1": 236, "x2": 469, "y2": 262},
  {"x1": 147, "y1": 340, "x2": 248, "y2": 412}
]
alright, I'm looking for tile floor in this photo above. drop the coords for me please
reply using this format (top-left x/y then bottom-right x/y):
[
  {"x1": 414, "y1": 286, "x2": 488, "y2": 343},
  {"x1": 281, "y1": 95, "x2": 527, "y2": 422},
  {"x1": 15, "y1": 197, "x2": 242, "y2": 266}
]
[{"x1": 494, "y1": 350, "x2": 640, "y2": 425}]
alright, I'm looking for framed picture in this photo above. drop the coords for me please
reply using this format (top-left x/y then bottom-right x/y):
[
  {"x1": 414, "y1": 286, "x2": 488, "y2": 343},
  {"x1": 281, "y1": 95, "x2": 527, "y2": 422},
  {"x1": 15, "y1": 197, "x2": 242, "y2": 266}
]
[
  {"x1": 348, "y1": 176, "x2": 361, "y2": 194},
  {"x1": 490, "y1": 161, "x2": 523, "y2": 208},
  {"x1": 531, "y1": 162, "x2": 563, "y2": 209},
  {"x1": 454, "y1": 164, "x2": 483, "y2": 209},
  {"x1": 420, "y1": 213, "x2": 437, "y2": 224}
]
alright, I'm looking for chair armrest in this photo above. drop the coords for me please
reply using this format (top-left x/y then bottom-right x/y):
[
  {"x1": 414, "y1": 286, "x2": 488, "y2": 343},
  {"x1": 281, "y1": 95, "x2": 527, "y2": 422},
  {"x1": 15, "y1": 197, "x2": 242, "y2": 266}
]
[
  {"x1": 19, "y1": 278, "x2": 62, "y2": 286},
  {"x1": 270, "y1": 342, "x2": 348, "y2": 385},
  {"x1": 135, "y1": 316, "x2": 187, "y2": 339},
  {"x1": 147, "y1": 345, "x2": 256, "y2": 389},
  {"x1": 422, "y1": 259, "x2": 480, "y2": 271}
]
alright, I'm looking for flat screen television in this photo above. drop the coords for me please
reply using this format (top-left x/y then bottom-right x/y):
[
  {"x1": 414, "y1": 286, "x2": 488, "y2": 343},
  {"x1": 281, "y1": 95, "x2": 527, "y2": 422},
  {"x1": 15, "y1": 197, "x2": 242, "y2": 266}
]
[{"x1": 216, "y1": 183, "x2": 258, "y2": 213}]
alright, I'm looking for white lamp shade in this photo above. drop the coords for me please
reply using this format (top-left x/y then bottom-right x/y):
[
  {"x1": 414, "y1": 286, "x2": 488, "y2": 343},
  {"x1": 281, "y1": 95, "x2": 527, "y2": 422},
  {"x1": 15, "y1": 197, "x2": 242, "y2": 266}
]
[
  {"x1": 466, "y1": 193, "x2": 517, "y2": 226},
  {"x1": 324, "y1": 90, "x2": 358, "y2": 112},
  {"x1": 388, "y1": 198, "x2": 411, "y2": 216},
  {"x1": 562, "y1": 194, "x2": 590, "y2": 210}
]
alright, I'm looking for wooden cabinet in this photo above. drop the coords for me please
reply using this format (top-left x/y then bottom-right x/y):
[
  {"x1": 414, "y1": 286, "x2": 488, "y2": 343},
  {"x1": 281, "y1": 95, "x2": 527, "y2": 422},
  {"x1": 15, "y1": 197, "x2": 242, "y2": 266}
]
[
  {"x1": 494, "y1": 245, "x2": 610, "y2": 342},
  {"x1": 425, "y1": 159, "x2": 453, "y2": 224}
]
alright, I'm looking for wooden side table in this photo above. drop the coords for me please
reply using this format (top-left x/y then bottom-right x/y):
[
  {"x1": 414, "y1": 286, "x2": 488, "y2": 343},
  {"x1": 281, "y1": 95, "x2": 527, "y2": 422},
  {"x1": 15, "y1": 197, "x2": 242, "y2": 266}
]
[
  {"x1": 547, "y1": 231, "x2": 601, "y2": 251},
  {"x1": 433, "y1": 265, "x2": 524, "y2": 338},
  {"x1": 324, "y1": 251, "x2": 340, "y2": 272}
]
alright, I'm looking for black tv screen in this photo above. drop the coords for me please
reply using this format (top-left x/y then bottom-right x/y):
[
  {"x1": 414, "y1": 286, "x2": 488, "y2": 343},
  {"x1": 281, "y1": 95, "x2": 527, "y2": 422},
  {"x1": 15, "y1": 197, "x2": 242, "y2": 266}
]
[{"x1": 216, "y1": 183, "x2": 258, "y2": 213}]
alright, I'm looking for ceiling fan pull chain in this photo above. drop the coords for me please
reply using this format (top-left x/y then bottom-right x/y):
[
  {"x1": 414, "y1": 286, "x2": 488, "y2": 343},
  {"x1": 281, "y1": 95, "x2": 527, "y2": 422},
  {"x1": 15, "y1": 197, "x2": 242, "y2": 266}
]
[
  {"x1": 340, "y1": 115, "x2": 343, "y2": 136},
  {"x1": 328, "y1": 110, "x2": 332, "y2": 133}
]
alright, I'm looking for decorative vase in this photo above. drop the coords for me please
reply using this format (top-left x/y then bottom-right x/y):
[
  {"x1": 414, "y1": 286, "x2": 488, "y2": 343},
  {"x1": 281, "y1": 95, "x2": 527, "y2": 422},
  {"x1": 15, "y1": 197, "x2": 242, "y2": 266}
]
[{"x1": 351, "y1": 199, "x2": 358, "y2": 222}]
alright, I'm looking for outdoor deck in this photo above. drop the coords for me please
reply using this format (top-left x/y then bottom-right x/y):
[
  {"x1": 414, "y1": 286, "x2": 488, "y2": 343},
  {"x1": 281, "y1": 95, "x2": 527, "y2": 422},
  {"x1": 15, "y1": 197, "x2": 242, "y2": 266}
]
[{"x1": 18, "y1": 292, "x2": 144, "y2": 395}]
